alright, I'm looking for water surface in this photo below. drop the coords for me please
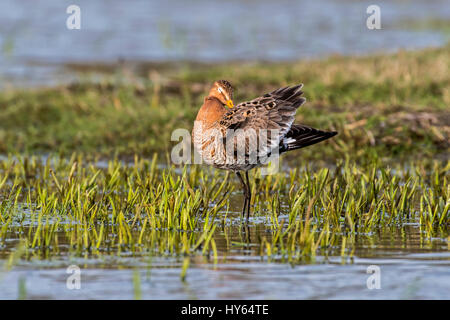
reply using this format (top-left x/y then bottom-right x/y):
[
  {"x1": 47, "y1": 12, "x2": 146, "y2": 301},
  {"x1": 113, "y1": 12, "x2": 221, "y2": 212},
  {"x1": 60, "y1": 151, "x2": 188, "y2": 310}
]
[
  {"x1": 1, "y1": 209, "x2": 448, "y2": 299},
  {"x1": 0, "y1": 0, "x2": 449, "y2": 87}
]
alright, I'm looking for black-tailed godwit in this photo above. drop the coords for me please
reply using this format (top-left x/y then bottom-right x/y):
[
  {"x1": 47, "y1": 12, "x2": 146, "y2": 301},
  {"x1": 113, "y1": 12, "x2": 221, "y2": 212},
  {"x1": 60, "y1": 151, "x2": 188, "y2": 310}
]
[{"x1": 192, "y1": 80, "x2": 337, "y2": 220}]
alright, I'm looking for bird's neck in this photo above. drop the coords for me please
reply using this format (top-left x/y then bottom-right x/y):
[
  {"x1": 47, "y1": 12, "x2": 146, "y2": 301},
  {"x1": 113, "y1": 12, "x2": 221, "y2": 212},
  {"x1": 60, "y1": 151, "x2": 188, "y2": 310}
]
[{"x1": 195, "y1": 96, "x2": 227, "y2": 127}]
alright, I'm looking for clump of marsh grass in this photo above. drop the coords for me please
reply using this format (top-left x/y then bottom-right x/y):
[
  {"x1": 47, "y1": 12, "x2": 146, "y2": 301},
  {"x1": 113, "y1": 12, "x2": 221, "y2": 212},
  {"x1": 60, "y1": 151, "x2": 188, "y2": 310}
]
[
  {"x1": 0, "y1": 154, "x2": 448, "y2": 266},
  {"x1": 0, "y1": 154, "x2": 231, "y2": 261},
  {"x1": 249, "y1": 158, "x2": 448, "y2": 262}
]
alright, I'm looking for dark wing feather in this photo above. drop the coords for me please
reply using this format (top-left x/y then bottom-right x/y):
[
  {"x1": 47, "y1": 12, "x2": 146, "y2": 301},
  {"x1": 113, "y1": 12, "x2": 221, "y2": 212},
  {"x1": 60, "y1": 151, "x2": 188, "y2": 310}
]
[
  {"x1": 216, "y1": 84, "x2": 337, "y2": 161},
  {"x1": 215, "y1": 84, "x2": 306, "y2": 159},
  {"x1": 280, "y1": 124, "x2": 337, "y2": 153},
  {"x1": 218, "y1": 84, "x2": 306, "y2": 149}
]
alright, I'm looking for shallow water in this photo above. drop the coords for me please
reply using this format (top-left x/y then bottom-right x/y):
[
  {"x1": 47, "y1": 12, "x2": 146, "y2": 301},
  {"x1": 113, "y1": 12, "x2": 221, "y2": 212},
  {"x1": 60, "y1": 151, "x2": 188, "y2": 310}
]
[
  {"x1": 0, "y1": 208, "x2": 449, "y2": 299},
  {"x1": 0, "y1": 156, "x2": 449, "y2": 299},
  {"x1": 0, "y1": 0, "x2": 449, "y2": 87},
  {"x1": 1, "y1": 254, "x2": 449, "y2": 299}
]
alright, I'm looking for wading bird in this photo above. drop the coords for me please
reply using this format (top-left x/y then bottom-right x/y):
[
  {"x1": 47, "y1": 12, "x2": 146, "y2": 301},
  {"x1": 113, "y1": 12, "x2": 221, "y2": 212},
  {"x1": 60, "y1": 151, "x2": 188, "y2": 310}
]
[{"x1": 192, "y1": 80, "x2": 337, "y2": 220}]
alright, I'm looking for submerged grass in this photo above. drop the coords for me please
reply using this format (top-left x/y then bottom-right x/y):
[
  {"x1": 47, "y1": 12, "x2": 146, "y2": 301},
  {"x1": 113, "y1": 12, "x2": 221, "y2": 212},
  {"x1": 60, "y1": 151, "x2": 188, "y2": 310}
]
[
  {"x1": 0, "y1": 154, "x2": 231, "y2": 259},
  {"x1": 0, "y1": 154, "x2": 447, "y2": 266}
]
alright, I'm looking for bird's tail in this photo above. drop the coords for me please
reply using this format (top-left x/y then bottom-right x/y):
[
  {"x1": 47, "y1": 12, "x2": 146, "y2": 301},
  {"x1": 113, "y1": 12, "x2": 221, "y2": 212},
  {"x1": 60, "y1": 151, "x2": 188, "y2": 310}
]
[{"x1": 281, "y1": 124, "x2": 337, "y2": 152}]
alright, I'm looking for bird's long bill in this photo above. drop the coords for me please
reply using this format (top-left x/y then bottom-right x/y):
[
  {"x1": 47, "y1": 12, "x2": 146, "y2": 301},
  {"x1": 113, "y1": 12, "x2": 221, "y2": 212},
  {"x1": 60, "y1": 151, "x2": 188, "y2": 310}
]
[{"x1": 226, "y1": 100, "x2": 234, "y2": 108}]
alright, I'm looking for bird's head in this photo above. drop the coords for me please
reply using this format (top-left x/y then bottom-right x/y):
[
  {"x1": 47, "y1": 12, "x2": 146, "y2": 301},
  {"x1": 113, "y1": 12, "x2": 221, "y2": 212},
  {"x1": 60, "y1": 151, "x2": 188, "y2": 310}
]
[{"x1": 208, "y1": 80, "x2": 234, "y2": 108}]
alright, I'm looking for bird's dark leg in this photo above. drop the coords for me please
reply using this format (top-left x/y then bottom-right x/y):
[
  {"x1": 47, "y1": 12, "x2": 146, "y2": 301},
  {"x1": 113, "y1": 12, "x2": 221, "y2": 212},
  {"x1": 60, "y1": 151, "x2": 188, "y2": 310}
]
[
  {"x1": 245, "y1": 171, "x2": 251, "y2": 220},
  {"x1": 236, "y1": 172, "x2": 248, "y2": 219}
]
